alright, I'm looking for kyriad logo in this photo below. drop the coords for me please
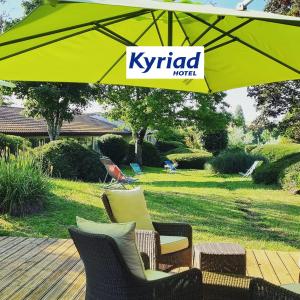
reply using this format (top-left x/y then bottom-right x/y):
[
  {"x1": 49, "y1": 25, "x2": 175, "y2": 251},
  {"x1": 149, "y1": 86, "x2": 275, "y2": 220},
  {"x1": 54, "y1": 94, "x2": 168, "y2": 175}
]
[{"x1": 126, "y1": 46, "x2": 204, "y2": 79}]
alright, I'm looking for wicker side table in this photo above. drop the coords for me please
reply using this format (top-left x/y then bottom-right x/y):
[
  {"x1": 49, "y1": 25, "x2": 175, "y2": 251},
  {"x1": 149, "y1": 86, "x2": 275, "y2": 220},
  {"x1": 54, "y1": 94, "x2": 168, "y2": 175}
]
[{"x1": 193, "y1": 242, "x2": 246, "y2": 275}]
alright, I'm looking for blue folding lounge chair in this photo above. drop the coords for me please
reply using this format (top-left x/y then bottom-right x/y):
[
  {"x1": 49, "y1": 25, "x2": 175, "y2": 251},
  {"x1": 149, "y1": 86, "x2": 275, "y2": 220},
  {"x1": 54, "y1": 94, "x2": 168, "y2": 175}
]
[
  {"x1": 130, "y1": 163, "x2": 143, "y2": 175},
  {"x1": 164, "y1": 160, "x2": 177, "y2": 172}
]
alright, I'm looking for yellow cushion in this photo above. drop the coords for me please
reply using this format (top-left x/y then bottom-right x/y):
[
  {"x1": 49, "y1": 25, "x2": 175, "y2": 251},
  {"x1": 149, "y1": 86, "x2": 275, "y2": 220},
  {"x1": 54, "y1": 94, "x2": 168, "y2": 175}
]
[
  {"x1": 105, "y1": 187, "x2": 154, "y2": 231},
  {"x1": 144, "y1": 270, "x2": 171, "y2": 281},
  {"x1": 160, "y1": 235, "x2": 189, "y2": 255},
  {"x1": 76, "y1": 217, "x2": 146, "y2": 280}
]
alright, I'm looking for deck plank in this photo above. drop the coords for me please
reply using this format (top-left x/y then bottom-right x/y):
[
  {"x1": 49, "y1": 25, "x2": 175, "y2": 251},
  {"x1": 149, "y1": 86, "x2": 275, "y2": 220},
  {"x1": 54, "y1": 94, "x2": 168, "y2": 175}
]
[
  {"x1": 246, "y1": 250, "x2": 263, "y2": 278},
  {"x1": 252, "y1": 250, "x2": 280, "y2": 285},
  {"x1": 0, "y1": 239, "x2": 70, "y2": 298},
  {"x1": 265, "y1": 251, "x2": 293, "y2": 285},
  {"x1": 2, "y1": 240, "x2": 75, "y2": 300},
  {"x1": 0, "y1": 237, "x2": 298, "y2": 300},
  {"x1": 277, "y1": 251, "x2": 300, "y2": 283},
  {"x1": 43, "y1": 261, "x2": 85, "y2": 300}
]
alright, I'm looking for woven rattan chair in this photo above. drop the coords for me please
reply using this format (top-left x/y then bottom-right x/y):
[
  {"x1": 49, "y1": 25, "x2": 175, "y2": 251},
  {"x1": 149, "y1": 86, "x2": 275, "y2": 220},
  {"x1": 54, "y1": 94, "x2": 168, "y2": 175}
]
[
  {"x1": 68, "y1": 227, "x2": 202, "y2": 300},
  {"x1": 249, "y1": 278, "x2": 300, "y2": 300},
  {"x1": 101, "y1": 192, "x2": 193, "y2": 271}
]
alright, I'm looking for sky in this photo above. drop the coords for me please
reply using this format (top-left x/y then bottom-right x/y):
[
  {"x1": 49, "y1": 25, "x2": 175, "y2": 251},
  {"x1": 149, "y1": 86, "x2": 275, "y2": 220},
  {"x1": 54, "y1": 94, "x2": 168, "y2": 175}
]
[{"x1": 1, "y1": 0, "x2": 265, "y2": 123}]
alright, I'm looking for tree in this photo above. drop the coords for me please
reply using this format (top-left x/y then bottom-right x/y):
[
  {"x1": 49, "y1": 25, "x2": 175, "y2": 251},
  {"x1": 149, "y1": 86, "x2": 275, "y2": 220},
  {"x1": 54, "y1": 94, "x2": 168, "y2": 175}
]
[
  {"x1": 97, "y1": 86, "x2": 230, "y2": 164},
  {"x1": 1, "y1": 0, "x2": 95, "y2": 140},
  {"x1": 233, "y1": 105, "x2": 246, "y2": 129},
  {"x1": 265, "y1": 0, "x2": 299, "y2": 16},
  {"x1": 0, "y1": 0, "x2": 8, "y2": 33},
  {"x1": 247, "y1": 1, "x2": 300, "y2": 135},
  {"x1": 2, "y1": 82, "x2": 94, "y2": 140},
  {"x1": 201, "y1": 130, "x2": 228, "y2": 155}
]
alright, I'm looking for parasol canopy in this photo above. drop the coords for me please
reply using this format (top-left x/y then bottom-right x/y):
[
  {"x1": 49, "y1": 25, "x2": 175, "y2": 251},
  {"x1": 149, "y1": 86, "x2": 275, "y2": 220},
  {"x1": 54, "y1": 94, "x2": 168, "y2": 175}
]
[{"x1": 0, "y1": 0, "x2": 299, "y2": 93}]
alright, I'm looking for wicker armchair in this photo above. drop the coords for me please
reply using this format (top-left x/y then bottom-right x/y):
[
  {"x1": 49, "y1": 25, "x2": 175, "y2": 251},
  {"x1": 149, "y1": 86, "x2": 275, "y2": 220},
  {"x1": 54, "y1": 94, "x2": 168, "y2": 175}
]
[
  {"x1": 249, "y1": 278, "x2": 300, "y2": 300},
  {"x1": 102, "y1": 193, "x2": 193, "y2": 271},
  {"x1": 68, "y1": 227, "x2": 203, "y2": 300}
]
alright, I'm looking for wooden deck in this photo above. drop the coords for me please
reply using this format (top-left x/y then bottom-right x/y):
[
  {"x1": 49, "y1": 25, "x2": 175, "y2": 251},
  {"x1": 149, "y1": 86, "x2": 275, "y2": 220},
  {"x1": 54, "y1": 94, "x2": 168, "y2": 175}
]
[{"x1": 0, "y1": 236, "x2": 298, "y2": 300}]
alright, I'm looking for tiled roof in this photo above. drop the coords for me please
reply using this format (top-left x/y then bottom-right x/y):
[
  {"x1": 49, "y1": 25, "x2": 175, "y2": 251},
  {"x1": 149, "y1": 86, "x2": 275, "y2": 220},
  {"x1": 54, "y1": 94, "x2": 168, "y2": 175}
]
[{"x1": 0, "y1": 106, "x2": 131, "y2": 137}]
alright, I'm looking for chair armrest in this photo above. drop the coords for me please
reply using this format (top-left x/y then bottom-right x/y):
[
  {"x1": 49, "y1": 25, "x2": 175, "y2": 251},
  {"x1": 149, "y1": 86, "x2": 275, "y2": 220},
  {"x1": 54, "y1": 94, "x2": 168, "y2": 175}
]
[
  {"x1": 144, "y1": 268, "x2": 202, "y2": 300},
  {"x1": 249, "y1": 278, "x2": 300, "y2": 300},
  {"x1": 140, "y1": 252, "x2": 150, "y2": 270},
  {"x1": 153, "y1": 222, "x2": 193, "y2": 247},
  {"x1": 135, "y1": 230, "x2": 160, "y2": 270}
]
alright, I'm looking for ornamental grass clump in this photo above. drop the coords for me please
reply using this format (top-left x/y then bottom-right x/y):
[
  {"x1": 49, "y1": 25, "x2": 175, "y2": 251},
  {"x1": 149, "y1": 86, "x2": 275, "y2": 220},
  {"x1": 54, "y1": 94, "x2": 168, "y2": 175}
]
[{"x1": 0, "y1": 155, "x2": 50, "y2": 217}]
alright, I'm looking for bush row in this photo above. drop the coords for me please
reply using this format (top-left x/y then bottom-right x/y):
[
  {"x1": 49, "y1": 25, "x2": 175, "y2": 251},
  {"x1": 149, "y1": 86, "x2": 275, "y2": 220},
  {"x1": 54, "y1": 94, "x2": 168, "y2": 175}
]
[
  {"x1": 205, "y1": 150, "x2": 265, "y2": 174},
  {"x1": 251, "y1": 143, "x2": 300, "y2": 162},
  {"x1": 34, "y1": 140, "x2": 107, "y2": 182},
  {"x1": 252, "y1": 153, "x2": 300, "y2": 185},
  {"x1": 250, "y1": 144, "x2": 300, "y2": 192},
  {"x1": 155, "y1": 140, "x2": 185, "y2": 153},
  {"x1": 166, "y1": 151, "x2": 212, "y2": 169},
  {"x1": 0, "y1": 133, "x2": 30, "y2": 155}
]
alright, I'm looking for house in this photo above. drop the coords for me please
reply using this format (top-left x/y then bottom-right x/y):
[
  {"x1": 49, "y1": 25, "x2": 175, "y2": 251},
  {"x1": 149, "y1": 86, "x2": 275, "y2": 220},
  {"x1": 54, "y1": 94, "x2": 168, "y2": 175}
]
[{"x1": 0, "y1": 106, "x2": 131, "y2": 149}]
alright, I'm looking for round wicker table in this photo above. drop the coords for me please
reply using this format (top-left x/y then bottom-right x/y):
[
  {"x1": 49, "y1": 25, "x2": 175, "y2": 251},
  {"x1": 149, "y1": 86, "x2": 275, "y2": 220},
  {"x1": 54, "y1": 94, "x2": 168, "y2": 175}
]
[{"x1": 193, "y1": 242, "x2": 246, "y2": 276}]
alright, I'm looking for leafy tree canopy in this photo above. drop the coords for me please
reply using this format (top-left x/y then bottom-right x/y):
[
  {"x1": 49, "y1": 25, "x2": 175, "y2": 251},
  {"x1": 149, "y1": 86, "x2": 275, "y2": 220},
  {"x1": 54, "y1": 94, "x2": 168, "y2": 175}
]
[
  {"x1": 247, "y1": 0, "x2": 300, "y2": 137},
  {"x1": 96, "y1": 86, "x2": 230, "y2": 163},
  {"x1": 1, "y1": 82, "x2": 95, "y2": 141}
]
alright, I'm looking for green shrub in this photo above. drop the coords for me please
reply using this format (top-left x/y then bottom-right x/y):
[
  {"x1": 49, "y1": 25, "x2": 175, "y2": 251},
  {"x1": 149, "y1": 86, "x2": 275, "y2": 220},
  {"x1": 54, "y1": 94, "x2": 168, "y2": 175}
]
[
  {"x1": 245, "y1": 144, "x2": 257, "y2": 153},
  {"x1": 202, "y1": 130, "x2": 228, "y2": 155},
  {"x1": 206, "y1": 150, "x2": 264, "y2": 174},
  {"x1": 0, "y1": 155, "x2": 50, "y2": 216},
  {"x1": 166, "y1": 151, "x2": 212, "y2": 169},
  {"x1": 127, "y1": 141, "x2": 161, "y2": 167},
  {"x1": 252, "y1": 143, "x2": 300, "y2": 162},
  {"x1": 279, "y1": 161, "x2": 300, "y2": 193},
  {"x1": 164, "y1": 147, "x2": 201, "y2": 155},
  {"x1": 252, "y1": 153, "x2": 300, "y2": 185},
  {"x1": 35, "y1": 140, "x2": 106, "y2": 182},
  {"x1": 98, "y1": 134, "x2": 129, "y2": 164},
  {"x1": 156, "y1": 140, "x2": 184, "y2": 153},
  {"x1": 0, "y1": 133, "x2": 30, "y2": 156}
]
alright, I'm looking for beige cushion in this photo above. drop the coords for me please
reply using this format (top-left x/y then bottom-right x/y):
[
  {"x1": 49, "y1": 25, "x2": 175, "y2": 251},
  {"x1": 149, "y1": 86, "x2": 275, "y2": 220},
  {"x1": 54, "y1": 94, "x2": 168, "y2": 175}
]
[
  {"x1": 76, "y1": 217, "x2": 145, "y2": 279},
  {"x1": 105, "y1": 187, "x2": 154, "y2": 231},
  {"x1": 160, "y1": 236, "x2": 189, "y2": 255},
  {"x1": 144, "y1": 270, "x2": 171, "y2": 281}
]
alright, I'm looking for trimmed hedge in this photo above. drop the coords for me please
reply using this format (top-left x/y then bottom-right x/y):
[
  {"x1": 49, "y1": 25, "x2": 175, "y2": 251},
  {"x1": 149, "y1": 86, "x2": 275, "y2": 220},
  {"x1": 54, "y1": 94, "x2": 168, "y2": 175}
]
[
  {"x1": 279, "y1": 161, "x2": 300, "y2": 193},
  {"x1": 245, "y1": 144, "x2": 257, "y2": 153},
  {"x1": 98, "y1": 134, "x2": 128, "y2": 164},
  {"x1": 166, "y1": 151, "x2": 212, "y2": 169},
  {"x1": 127, "y1": 141, "x2": 161, "y2": 167},
  {"x1": 252, "y1": 153, "x2": 300, "y2": 185},
  {"x1": 164, "y1": 147, "x2": 200, "y2": 155},
  {"x1": 35, "y1": 140, "x2": 106, "y2": 182},
  {"x1": 0, "y1": 133, "x2": 30, "y2": 155},
  {"x1": 206, "y1": 150, "x2": 264, "y2": 174},
  {"x1": 156, "y1": 140, "x2": 184, "y2": 153},
  {"x1": 252, "y1": 144, "x2": 300, "y2": 162}
]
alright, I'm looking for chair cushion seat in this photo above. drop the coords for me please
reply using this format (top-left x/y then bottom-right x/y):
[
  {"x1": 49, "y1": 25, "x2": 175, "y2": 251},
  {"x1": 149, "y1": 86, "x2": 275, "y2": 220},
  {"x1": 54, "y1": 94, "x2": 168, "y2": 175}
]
[
  {"x1": 144, "y1": 269, "x2": 171, "y2": 281},
  {"x1": 104, "y1": 187, "x2": 154, "y2": 231},
  {"x1": 281, "y1": 283, "x2": 300, "y2": 294},
  {"x1": 160, "y1": 235, "x2": 189, "y2": 255}
]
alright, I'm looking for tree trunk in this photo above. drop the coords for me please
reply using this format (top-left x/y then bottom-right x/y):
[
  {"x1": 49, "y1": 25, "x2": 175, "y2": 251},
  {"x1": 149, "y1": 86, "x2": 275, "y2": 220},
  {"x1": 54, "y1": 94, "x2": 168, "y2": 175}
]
[
  {"x1": 47, "y1": 119, "x2": 62, "y2": 141},
  {"x1": 134, "y1": 128, "x2": 147, "y2": 165}
]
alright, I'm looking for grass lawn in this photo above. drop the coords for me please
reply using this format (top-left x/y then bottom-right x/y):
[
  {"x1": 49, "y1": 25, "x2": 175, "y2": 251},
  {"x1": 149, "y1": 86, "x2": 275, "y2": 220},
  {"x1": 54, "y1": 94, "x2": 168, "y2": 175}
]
[{"x1": 0, "y1": 167, "x2": 299, "y2": 251}]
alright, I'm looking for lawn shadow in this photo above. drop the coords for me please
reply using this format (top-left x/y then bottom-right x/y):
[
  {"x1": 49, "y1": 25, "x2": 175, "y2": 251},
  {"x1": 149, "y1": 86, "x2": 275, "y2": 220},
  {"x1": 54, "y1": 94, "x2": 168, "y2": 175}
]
[
  {"x1": 145, "y1": 190, "x2": 300, "y2": 249},
  {"x1": 140, "y1": 179, "x2": 278, "y2": 191},
  {"x1": 1, "y1": 192, "x2": 109, "y2": 239}
]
